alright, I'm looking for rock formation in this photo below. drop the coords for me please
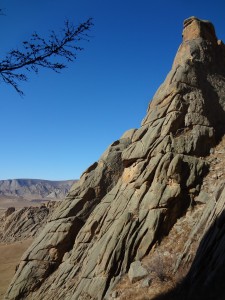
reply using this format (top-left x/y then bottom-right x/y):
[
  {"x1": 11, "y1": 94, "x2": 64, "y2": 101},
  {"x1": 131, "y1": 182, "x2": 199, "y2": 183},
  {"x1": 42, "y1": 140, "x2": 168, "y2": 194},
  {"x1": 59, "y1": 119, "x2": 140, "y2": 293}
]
[
  {"x1": 5, "y1": 17, "x2": 225, "y2": 300},
  {"x1": 0, "y1": 202, "x2": 59, "y2": 243}
]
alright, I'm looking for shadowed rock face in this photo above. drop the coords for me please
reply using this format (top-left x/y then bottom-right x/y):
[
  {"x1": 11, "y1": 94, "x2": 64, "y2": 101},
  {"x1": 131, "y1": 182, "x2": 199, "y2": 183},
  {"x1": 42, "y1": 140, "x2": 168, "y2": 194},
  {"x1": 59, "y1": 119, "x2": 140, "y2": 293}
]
[{"x1": 5, "y1": 17, "x2": 225, "y2": 300}]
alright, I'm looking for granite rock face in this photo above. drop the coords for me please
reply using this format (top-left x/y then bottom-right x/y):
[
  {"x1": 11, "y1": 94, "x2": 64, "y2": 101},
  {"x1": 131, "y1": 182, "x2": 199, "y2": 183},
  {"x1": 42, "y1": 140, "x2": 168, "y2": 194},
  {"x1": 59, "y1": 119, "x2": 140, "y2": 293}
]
[
  {"x1": 0, "y1": 202, "x2": 59, "y2": 243},
  {"x1": 5, "y1": 17, "x2": 225, "y2": 300}
]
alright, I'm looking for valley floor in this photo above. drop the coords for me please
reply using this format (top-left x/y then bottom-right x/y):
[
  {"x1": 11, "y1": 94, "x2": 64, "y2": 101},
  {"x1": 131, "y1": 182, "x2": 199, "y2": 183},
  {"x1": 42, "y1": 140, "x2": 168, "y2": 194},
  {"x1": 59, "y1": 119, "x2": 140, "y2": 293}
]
[{"x1": 0, "y1": 239, "x2": 33, "y2": 300}]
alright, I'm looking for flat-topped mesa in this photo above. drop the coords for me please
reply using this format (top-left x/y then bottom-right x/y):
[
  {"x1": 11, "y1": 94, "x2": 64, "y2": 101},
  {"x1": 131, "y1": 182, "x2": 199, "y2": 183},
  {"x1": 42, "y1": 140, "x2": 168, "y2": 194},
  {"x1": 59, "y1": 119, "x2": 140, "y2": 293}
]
[{"x1": 182, "y1": 16, "x2": 217, "y2": 43}]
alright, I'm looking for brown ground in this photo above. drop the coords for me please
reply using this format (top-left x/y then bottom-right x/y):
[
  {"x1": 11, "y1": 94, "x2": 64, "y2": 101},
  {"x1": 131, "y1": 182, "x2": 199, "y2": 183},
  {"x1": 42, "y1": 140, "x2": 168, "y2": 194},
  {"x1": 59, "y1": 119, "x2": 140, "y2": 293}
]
[
  {"x1": 0, "y1": 195, "x2": 47, "y2": 217},
  {"x1": 0, "y1": 194, "x2": 61, "y2": 217},
  {"x1": 0, "y1": 238, "x2": 33, "y2": 300}
]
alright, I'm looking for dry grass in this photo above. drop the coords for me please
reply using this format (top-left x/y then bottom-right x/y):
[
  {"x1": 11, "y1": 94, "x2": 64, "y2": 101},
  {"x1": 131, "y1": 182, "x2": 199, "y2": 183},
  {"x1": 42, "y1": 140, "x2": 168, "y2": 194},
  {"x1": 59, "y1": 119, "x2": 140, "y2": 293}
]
[
  {"x1": 114, "y1": 273, "x2": 177, "y2": 300},
  {"x1": 0, "y1": 238, "x2": 33, "y2": 300},
  {"x1": 112, "y1": 251, "x2": 188, "y2": 300}
]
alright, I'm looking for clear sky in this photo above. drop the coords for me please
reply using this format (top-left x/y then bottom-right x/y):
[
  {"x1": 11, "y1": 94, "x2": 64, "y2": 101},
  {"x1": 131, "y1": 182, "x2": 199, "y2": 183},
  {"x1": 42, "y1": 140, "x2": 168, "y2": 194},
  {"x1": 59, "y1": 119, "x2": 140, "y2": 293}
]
[{"x1": 1, "y1": 0, "x2": 225, "y2": 180}]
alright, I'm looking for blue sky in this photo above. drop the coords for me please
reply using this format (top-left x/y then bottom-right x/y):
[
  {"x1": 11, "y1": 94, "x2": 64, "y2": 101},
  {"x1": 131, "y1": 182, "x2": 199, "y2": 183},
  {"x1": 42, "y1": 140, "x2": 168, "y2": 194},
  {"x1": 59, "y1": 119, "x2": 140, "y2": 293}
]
[{"x1": 1, "y1": 0, "x2": 225, "y2": 180}]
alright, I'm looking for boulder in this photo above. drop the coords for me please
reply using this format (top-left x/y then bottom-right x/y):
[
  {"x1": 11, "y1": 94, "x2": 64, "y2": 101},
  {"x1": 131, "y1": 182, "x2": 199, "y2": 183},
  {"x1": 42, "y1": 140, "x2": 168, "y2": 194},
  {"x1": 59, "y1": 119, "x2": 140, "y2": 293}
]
[{"x1": 128, "y1": 261, "x2": 148, "y2": 283}]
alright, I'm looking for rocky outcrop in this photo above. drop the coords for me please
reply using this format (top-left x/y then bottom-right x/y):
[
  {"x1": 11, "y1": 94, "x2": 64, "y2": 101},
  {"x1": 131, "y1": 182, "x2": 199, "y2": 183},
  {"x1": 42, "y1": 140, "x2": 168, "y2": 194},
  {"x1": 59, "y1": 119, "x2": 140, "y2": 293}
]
[
  {"x1": 0, "y1": 179, "x2": 75, "y2": 200},
  {"x1": 0, "y1": 202, "x2": 59, "y2": 243},
  {"x1": 5, "y1": 17, "x2": 225, "y2": 300},
  {"x1": 109, "y1": 137, "x2": 225, "y2": 299}
]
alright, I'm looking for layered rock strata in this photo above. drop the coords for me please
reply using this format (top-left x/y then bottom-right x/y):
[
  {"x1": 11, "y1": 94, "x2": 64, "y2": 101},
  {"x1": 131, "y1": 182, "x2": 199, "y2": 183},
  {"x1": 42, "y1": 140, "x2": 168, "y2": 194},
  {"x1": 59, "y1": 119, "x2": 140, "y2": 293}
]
[{"x1": 5, "y1": 17, "x2": 225, "y2": 300}]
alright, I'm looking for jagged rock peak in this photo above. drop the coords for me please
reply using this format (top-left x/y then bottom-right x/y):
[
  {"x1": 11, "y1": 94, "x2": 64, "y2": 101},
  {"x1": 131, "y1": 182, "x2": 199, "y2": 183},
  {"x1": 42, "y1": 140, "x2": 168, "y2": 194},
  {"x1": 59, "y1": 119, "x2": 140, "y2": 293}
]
[
  {"x1": 182, "y1": 16, "x2": 217, "y2": 43},
  {"x1": 5, "y1": 18, "x2": 225, "y2": 300},
  {"x1": 173, "y1": 16, "x2": 225, "y2": 70}
]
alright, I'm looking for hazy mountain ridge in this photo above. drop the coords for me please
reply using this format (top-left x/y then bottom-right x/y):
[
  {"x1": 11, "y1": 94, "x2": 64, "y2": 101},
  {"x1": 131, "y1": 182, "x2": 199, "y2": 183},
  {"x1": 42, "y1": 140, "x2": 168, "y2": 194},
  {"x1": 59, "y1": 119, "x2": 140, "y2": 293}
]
[{"x1": 0, "y1": 179, "x2": 76, "y2": 200}]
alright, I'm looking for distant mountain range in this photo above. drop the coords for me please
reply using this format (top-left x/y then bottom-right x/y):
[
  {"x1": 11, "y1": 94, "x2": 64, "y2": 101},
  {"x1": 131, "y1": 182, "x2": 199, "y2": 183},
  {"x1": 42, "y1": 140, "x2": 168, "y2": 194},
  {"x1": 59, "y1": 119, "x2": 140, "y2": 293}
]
[{"x1": 0, "y1": 179, "x2": 76, "y2": 201}]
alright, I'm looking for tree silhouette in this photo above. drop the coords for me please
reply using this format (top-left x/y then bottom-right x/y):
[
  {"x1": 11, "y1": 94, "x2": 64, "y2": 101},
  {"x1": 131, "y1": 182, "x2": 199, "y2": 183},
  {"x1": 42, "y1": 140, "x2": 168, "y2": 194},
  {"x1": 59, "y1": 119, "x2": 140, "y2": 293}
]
[{"x1": 0, "y1": 18, "x2": 93, "y2": 95}]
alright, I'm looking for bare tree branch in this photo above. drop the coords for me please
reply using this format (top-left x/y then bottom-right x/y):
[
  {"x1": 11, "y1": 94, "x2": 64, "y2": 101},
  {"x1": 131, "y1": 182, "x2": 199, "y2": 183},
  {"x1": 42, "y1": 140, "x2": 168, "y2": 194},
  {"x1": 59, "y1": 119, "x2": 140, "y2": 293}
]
[{"x1": 0, "y1": 18, "x2": 93, "y2": 95}]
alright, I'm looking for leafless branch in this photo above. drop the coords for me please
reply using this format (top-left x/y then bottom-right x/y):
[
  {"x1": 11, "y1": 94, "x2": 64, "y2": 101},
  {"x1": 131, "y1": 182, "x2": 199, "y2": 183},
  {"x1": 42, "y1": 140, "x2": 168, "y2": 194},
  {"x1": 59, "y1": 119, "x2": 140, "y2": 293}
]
[{"x1": 0, "y1": 18, "x2": 93, "y2": 95}]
